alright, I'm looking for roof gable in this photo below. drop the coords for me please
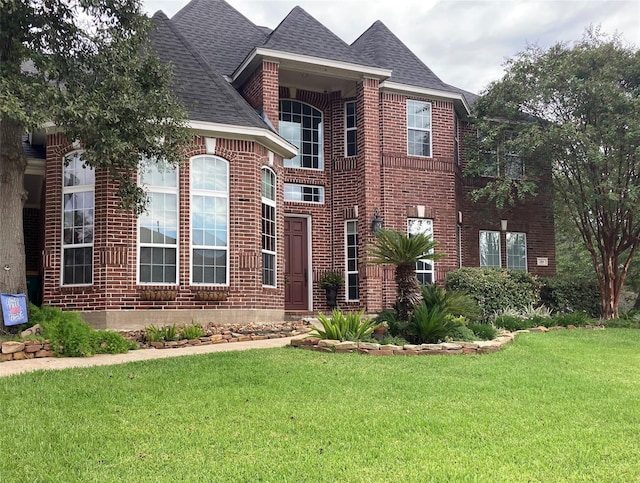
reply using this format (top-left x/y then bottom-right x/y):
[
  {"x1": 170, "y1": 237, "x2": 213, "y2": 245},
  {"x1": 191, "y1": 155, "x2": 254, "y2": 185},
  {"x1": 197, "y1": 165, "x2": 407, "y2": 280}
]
[
  {"x1": 172, "y1": 0, "x2": 267, "y2": 77},
  {"x1": 150, "y1": 11, "x2": 270, "y2": 129},
  {"x1": 262, "y1": 6, "x2": 378, "y2": 67}
]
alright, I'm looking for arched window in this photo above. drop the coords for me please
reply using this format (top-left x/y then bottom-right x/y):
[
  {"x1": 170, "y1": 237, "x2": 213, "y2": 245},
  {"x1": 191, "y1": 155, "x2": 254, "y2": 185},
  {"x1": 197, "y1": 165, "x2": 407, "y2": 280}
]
[
  {"x1": 261, "y1": 168, "x2": 276, "y2": 286},
  {"x1": 62, "y1": 151, "x2": 94, "y2": 285},
  {"x1": 190, "y1": 155, "x2": 229, "y2": 285},
  {"x1": 138, "y1": 160, "x2": 179, "y2": 284},
  {"x1": 279, "y1": 100, "x2": 323, "y2": 169}
]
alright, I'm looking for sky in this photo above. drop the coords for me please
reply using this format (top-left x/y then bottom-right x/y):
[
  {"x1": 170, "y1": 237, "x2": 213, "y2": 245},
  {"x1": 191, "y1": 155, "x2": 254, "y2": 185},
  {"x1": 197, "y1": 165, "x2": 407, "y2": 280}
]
[{"x1": 143, "y1": 0, "x2": 640, "y2": 94}]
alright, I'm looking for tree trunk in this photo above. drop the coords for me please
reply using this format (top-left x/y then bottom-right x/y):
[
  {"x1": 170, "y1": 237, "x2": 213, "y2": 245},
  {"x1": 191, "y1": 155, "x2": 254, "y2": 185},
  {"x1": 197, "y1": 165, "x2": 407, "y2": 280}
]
[
  {"x1": 599, "y1": 253, "x2": 622, "y2": 320},
  {"x1": 0, "y1": 119, "x2": 28, "y2": 328},
  {"x1": 395, "y1": 263, "x2": 421, "y2": 320}
]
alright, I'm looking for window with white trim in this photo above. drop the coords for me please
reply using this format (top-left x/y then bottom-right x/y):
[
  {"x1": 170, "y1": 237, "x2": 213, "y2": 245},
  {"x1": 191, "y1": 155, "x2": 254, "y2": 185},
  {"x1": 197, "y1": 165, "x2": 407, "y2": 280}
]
[
  {"x1": 454, "y1": 114, "x2": 460, "y2": 165},
  {"x1": 284, "y1": 183, "x2": 324, "y2": 203},
  {"x1": 138, "y1": 161, "x2": 178, "y2": 284},
  {"x1": 279, "y1": 100, "x2": 323, "y2": 169},
  {"x1": 479, "y1": 130, "x2": 524, "y2": 179},
  {"x1": 507, "y1": 232, "x2": 527, "y2": 271},
  {"x1": 62, "y1": 151, "x2": 94, "y2": 285},
  {"x1": 408, "y1": 218, "x2": 435, "y2": 284},
  {"x1": 345, "y1": 220, "x2": 359, "y2": 300},
  {"x1": 190, "y1": 155, "x2": 229, "y2": 285},
  {"x1": 345, "y1": 100, "x2": 357, "y2": 157},
  {"x1": 407, "y1": 100, "x2": 432, "y2": 157},
  {"x1": 262, "y1": 168, "x2": 276, "y2": 287},
  {"x1": 479, "y1": 230, "x2": 501, "y2": 268}
]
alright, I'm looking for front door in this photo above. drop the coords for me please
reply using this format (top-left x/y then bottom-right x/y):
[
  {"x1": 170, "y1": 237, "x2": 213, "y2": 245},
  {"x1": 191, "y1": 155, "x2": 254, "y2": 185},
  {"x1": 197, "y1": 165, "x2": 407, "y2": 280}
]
[{"x1": 284, "y1": 217, "x2": 309, "y2": 310}]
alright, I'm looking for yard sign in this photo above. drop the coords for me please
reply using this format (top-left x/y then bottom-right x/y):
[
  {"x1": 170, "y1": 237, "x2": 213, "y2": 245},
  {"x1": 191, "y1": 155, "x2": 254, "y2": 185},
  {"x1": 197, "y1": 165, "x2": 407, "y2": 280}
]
[{"x1": 1, "y1": 293, "x2": 28, "y2": 326}]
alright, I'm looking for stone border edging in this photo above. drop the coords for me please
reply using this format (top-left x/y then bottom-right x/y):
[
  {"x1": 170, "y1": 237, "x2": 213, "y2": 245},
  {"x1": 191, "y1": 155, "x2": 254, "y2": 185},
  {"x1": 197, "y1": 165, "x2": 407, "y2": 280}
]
[{"x1": 289, "y1": 326, "x2": 583, "y2": 356}]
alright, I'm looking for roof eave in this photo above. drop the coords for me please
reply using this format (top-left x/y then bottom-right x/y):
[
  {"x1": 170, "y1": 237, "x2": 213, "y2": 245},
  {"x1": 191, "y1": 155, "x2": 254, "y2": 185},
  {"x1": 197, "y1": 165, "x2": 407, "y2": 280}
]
[
  {"x1": 380, "y1": 81, "x2": 472, "y2": 116},
  {"x1": 187, "y1": 120, "x2": 298, "y2": 158},
  {"x1": 232, "y1": 47, "x2": 392, "y2": 87}
]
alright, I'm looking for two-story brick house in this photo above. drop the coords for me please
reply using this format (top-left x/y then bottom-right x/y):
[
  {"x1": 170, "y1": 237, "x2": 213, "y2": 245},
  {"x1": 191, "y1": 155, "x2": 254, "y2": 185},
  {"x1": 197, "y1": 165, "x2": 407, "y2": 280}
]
[{"x1": 23, "y1": 0, "x2": 555, "y2": 329}]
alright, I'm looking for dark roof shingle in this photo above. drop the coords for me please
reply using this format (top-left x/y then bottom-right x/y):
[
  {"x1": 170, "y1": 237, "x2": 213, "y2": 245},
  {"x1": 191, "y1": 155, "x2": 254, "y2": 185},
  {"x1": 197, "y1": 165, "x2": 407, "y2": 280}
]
[
  {"x1": 150, "y1": 11, "x2": 271, "y2": 129},
  {"x1": 172, "y1": 0, "x2": 267, "y2": 77},
  {"x1": 262, "y1": 6, "x2": 380, "y2": 68}
]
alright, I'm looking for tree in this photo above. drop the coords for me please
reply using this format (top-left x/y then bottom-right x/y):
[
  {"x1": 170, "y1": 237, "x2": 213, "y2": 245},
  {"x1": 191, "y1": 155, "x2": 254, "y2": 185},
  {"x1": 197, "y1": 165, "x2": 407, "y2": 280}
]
[
  {"x1": 369, "y1": 229, "x2": 442, "y2": 320},
  {"x1": 0, "y1": 0, "x2": 189, "y2": 326},
  {"x1": 466, "y1": 28, "x2": 640, "y2": 319}
]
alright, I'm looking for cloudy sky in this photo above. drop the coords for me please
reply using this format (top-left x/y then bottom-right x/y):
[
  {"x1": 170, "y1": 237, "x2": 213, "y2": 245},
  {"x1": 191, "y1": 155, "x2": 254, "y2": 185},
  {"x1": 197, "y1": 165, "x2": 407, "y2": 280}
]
[{"x1": 143, "y1": 0, "x2": 639, "y2": 94}]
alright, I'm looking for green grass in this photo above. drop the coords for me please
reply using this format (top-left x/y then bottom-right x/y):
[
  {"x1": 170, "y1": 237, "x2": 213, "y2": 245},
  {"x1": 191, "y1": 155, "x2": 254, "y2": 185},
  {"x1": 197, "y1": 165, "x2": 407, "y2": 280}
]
[{"x1": 1, "y1": 329, "x2": 640, "y2": 481}]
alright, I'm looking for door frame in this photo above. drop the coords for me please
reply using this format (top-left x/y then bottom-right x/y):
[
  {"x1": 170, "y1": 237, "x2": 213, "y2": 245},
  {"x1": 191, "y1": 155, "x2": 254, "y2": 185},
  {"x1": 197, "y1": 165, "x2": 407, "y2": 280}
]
[{"x1": 284, "y1": 214, "x2": 313, "y2": 312}]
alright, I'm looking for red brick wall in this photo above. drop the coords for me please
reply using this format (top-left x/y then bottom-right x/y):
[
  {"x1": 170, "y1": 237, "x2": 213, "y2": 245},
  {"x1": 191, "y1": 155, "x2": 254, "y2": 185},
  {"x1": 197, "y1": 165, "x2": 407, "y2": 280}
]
[{"x1": 42, "y1": 134, "x2": 287, "y2": 313}]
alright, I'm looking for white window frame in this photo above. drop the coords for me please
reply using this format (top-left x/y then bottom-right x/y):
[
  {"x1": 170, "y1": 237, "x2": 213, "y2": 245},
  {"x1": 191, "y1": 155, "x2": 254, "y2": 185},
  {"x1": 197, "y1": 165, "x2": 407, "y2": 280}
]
[
  {"x1": 284, "y1": 183, "x2": 325, "y2": 204},
  {"x1": 454, "y1": 113, "x2": 460, "y2": 165},
  {"x1": 345, "y1": 100, "x2": 357, "y2": 157},
  {"x1": 138, "y1": 161, "x2": 179, "y2": 285},
  {"x1": 407, "y1": 218, "x2": 435, "y2": 284},
  {"x1": 506, "y1": 232, "x2": 527, "y2": 271},
  {"x1": 407, "y1": 99, "x2": 432, "y2": 158},
  {"x1": 61, "y1": 150, "x2": 94, "y2": 286},
  {"x1": 190, "y1": 155, "x2": 229, "y2": 286},
  {"x1": 279, "y1": 99, "x2": 324, "y2": 170},
  {"x1": 479, "y1": 230, "x2": 501, "y2": 268},
  {"x1": 345, "y1": 220, "x2": 359, "y2": 301},
  {"x1": 262, "y1": 167, "x2": 277, "y2": 287}
]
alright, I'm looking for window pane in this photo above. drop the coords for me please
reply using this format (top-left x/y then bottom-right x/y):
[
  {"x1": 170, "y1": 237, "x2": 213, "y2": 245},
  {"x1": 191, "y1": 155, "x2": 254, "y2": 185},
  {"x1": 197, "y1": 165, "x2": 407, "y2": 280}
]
[
  {"x1": 480, "y1": 231, "x2": 501, "y2": 268},
  {"x1": 63, "y1": 247, "x2": 93, "y2": 285},
  {"x1": 280, "y1": 100, "x2": 323, "y2": 169},
  {"x1": 345, "y1": 220, "x2": 359, "y2": 300},
  {"x1": 507, "y1": 232, "x2": 527, "y2": 271}
]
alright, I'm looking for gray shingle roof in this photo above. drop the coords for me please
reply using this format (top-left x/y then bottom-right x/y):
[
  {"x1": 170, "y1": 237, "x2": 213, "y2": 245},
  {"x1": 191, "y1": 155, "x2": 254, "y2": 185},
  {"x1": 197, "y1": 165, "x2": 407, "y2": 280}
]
[
  {"x1": 352, "y1": 21, "x2": 477, "y2": 106},
  {"x1": 262, "y1": 6, "x2": 380, "y2": 68},
  {"x1": 150, "y1": 11, "x2": 271, "y2": 129},
  {"x1": 172, "y1": 0, "x2": 267, "y2": 77}
]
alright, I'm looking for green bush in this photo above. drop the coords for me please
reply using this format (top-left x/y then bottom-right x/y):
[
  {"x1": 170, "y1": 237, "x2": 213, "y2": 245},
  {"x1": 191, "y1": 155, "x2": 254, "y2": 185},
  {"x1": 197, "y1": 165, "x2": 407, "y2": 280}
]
[
  {"x1": 312, "y1": 309, "x2": 381, "y2": 341},
  {"x1": 179, "y1": 322, "x2": 205, "y2": 340},
  {"x1": 493, "y1": 314, "x2": 533, "y2": 331},
  {"x1": 39, "y1": 308, "x2": 96, "y2": 357},
  {"x1": 549, "y1": 311, "x2": 592, "y2": 327},
  {"x1": 603, "y1": 310, "x2": 640, "y2": 329},
  {"x1": 420, "y1": 284, "x2": 480, "y2": 322},
  {"x1": 93, "y1": 330, "x2": 137, "y2": 354},
  {"x1": 540, "y1": 276, "x2": 601, "y2": 317},
  {"x1": 445, "y1": 317, "x2": 476, "y2": 342},
  {"x1": 445, "y1": 268, "x2": 541, "y2": 322},
  {"x1": 375, "y1": 308, "x2": 406, "y2": 338},
  {"x1": 145, "y1": 324, "x2": 179, "y2": 343},
  {"x1": 469, "y1": 323, "x2": 498, "y2": 340},
  {"x1": 406, "y1": 304, "x2": 452, "y2": 344}
]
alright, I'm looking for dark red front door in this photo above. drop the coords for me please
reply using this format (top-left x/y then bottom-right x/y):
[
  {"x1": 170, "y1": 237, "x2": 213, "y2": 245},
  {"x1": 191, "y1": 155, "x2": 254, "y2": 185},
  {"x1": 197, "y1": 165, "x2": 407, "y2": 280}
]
[{"x1": 284, "y1": 217, "x2": 308, "y2": 310}]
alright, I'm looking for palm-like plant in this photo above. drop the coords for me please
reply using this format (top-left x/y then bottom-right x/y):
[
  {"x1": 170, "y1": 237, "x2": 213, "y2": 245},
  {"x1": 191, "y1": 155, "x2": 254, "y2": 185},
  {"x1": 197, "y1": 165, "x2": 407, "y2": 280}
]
[{"x1": 369, "y1": 229, "x2": 442, "y2": 320}]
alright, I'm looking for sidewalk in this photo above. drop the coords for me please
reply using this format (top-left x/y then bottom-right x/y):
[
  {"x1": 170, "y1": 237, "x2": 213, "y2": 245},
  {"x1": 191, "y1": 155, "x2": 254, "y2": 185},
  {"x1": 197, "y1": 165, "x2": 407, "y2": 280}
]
[{"x1": 0, "y1": 335, "x2": 303, "y2": 378}]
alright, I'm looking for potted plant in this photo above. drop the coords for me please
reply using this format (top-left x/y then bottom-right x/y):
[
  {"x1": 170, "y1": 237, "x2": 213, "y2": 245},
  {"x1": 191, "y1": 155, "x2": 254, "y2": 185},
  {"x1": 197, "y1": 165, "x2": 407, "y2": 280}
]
[{"x1": 319, "y1": 271, "x2": 344, "y2": 309}]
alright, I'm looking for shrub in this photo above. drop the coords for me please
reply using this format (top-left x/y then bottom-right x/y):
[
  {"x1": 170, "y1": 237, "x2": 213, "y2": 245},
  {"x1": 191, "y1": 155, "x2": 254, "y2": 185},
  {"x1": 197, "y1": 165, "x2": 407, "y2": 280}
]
[
  {"x1": 406, "y1": 303, "x2": 452, "y2": 344},
  {"x1": 375, "y1": 308, "x2": 406, "y2": 337},
  {"x1": 180, "y1": 322, "x2": 205, "y2": 340},
  {"x1": 493, "y1": 314, "x2": 533, "y2": 332},
  {"x1": 549, "y1": 311, "x2": 592, "y2": 327},
  {"x1": 445, "y1": 316, "x2": 476, "y2": 342},
  {"x1": 39, "y1": 308, "x2": 95, "y2": 357},
  {"x1": 540, "y1": 276, "x2": 601, "y2": 317},
  {"x1": 420, "y1": 284, "x2": 480, "y2": 322},
  {"x1": 445, "y1": 268, "x2": 541, "y2": 322},
  {"x1": 145, "y1": 324, "x2": 179, "y2": 342},
  {"x1": 93, "y1": 330, "x2": 137, "y2": 354},
  {"x1": 469, "y1": 323, "x2": 498, "y2": 340},
  {"x1": 312, "y1": 309, "x2": 381, "y2": 341},
  {"x1": 603, "y1": 310, "x2": 640, "y2": 329}
]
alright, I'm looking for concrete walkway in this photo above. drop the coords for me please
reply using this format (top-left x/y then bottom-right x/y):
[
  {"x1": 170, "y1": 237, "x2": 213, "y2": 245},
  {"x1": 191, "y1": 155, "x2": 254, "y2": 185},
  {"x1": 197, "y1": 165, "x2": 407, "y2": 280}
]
[{"x1": 0, "y1": 335, "x2": 304, "y2": 378}]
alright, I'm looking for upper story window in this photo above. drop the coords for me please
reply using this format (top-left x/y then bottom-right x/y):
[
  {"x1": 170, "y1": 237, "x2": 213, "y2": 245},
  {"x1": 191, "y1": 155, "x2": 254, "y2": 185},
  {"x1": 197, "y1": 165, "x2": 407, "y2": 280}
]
[
  {"x1": 506, "y1": 232, "x2": 527, "y2": 271},
  {"x1": 479, "y1": 130, "x2": 524, "y2": 179},
  {"x1": 284, "y1": 183, "x2": 324, "y2": 204},
  {"x1": 261, "y1": 168, "x2": 277, "y2": 287},
  {"x1": 407, "y1": 100, "x2": 432, "y2": 157},
  {"x1": 62, "y1": 151, "x2": 94, "y2": 286},
  {"x1": 279, "y1": 100, "x2": 323, "y2": 169},
  {"x1": 190, "y1": 155, "x2": 229, "y2": 285},
  {"x1": 479, "y1": 230, "x2": 501, "y2": 268},
  {"x1": 138, "y1": 161, "x2": 178, "y2": 285},
  {"x1": 408, "y1": 218, "x2": 435, "y2": 284},
  {"x1": 345, "y1": 100, "x2": 357, "y2": 157}
]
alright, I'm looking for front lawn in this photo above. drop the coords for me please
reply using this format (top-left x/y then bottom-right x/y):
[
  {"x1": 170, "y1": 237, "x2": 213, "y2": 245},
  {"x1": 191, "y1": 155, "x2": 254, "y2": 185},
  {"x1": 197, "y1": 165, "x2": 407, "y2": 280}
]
[{"x1": 1, "y1": 329, "x2": 639, "y2": 481}]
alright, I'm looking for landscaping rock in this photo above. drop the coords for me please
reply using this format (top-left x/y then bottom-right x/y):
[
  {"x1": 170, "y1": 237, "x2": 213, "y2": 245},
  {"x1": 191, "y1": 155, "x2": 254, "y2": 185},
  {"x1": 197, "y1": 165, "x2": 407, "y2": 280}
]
[
  {"x1": 441, "y1": 342, "x2": 463, "y2": 350},
  {"x1": 358, "y1": 342, "x2": 380, "y2": 350},
  {"x1": 403, "y1": 344, "x2": 422, "y2": 351},
  {"x1": 20, "y1": 324, "x2": 42, "y2": 338},
  {"x1": 318, "y1": 339, "x2": 340, "y2": 348},
  {"x1": 2, "y1": 341, "x2": 25, "y2": 354},
  {"x1": 335, "y1": 341, "x2": 357, "y2": 350},
  {"x1": 381, "y1": 344, "x2": 402, "y2": 351},
  {"x1": 529, "y1": 326, "x2": 549, "y2": 333}
]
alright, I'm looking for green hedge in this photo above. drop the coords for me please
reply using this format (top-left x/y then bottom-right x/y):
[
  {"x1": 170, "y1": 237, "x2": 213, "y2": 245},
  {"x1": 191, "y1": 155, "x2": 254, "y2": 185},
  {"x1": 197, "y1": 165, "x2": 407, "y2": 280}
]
[
  {"x1": 445, "y1": 268, "x2": 541, "y2": 322},
  {"x1": 540, "y1": 276, "x2": 601, "y2": 318}
]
